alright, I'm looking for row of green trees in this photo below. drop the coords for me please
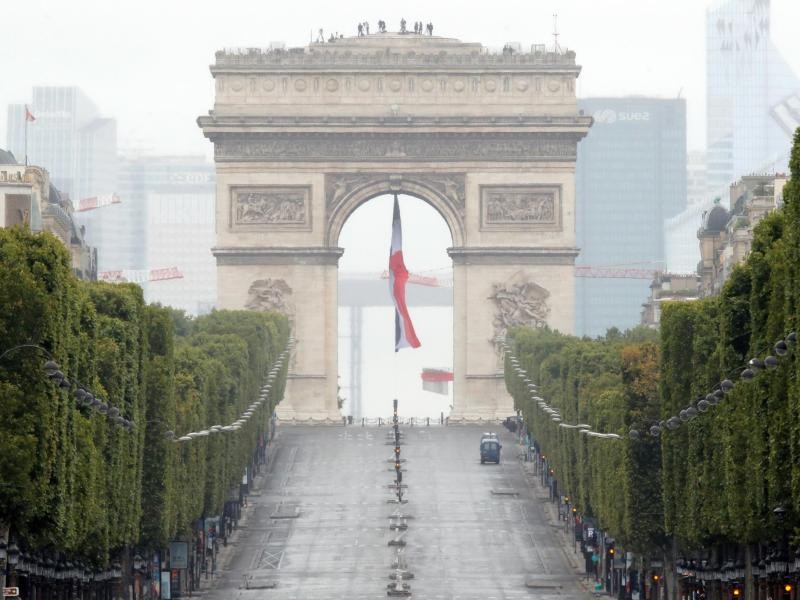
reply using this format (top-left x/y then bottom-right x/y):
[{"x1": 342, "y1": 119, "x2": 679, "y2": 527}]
[
  {"x1": 507, "y1": 326, "x2": 664, "y2": 555},
  {"x1": 0, "y1": 227, "x2": 289, "y2": 564},
  {"x1": 506, "y1": 130, "x2": 800, "y2": 560},
  {"x1": 660, "y1": 136, "x2": 800, "y2": 552}
]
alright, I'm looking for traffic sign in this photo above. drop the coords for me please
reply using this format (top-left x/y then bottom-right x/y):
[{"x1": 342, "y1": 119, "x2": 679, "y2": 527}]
[{"x1": 3, "y1": 587, "x2": 20, "y2": 597}]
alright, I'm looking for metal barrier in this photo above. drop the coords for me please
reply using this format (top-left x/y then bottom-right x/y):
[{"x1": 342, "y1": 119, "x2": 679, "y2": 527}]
[{"x1": 357, "y1": 416, "x2": 445, "y2": 426}]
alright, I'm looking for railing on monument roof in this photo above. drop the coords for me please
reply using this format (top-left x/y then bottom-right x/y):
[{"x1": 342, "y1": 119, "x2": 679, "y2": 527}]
[{"x1": 215, "y1": 44, "x2": 576, "y2": 68}]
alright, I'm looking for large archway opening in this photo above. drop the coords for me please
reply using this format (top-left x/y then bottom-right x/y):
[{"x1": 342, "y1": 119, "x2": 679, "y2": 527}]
[{"x1": 337, "y1": 193, "x2": 453, "y2": 420}]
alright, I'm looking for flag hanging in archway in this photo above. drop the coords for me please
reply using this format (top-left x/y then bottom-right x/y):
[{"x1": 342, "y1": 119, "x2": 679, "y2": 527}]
[{"x1": 389, "y1": 195, "x2": 421, "y2": 351}]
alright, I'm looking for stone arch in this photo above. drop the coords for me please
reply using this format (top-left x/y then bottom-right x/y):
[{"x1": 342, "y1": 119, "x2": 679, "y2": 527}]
[
  {"x1": 203, "y1": 35, "x2": 591, "y2": 422},
  {"x1": 324, "y1": 173, "x2": 466, "y2": 248}
]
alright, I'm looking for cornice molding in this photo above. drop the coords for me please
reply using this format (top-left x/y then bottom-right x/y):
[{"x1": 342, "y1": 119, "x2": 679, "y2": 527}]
[
  {"x1": 213, "y1": 246, "x2": 344, "y2": 266},
  {"x1": 211, "y1": 132, "x2": 582, "y2": 162},
  {"x1": 448, "y1": 246, "x2": 579, "y2": 265},
  {"x1": 199, "y1": 115, "x2": 593, "y2": 130}
]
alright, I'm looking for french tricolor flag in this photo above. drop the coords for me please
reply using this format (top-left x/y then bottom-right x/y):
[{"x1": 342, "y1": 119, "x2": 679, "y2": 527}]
[{"x1": 389, "y1": 195, "x2": 421, "y2": 352}]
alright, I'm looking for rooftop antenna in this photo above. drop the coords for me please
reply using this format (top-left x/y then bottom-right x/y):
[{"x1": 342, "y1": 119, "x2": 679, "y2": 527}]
[{"x1": 552, "y1": 14, "x2": 562, "y2": 54}]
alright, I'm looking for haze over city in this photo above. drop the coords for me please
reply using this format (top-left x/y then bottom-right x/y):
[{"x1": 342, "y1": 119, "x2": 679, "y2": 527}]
[
  {"x1": 2, "y1": 0, "x2": 799, "y2": 155},
  {"x1": 4, "y1": 2, "x2": 800, "y2": 599},
  {"x1": 4, "y1": 0, "x2": 800, "y2": 417}
]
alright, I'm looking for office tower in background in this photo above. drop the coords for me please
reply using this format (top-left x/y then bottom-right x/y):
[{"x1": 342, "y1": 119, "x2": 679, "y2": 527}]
[
  {"x1": 575, "y1": 97, "x2": 687, "y2": 337},
  {"x1": 6, "y1": 87, "x2": 117, "y2": 206},
  {"x1": 706, "y1": 0, "x2": 800, "y2": 193},
  {"x1": 666, "y1": 0, "x2": 799, "y2": 276},
  {"x1": 138, "y1": 156, "x2": 216, "y2": 315}
]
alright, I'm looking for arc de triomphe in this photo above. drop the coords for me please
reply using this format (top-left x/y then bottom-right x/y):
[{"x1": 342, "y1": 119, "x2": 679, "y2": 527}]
[{"x1": 199, "y1": 34, "x2": 591, "y2": 421}]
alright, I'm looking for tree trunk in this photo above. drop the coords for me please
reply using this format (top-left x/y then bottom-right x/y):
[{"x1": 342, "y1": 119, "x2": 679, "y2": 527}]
[{"x1": 664, "y1": 538, "x2": 679, "y2": 600}]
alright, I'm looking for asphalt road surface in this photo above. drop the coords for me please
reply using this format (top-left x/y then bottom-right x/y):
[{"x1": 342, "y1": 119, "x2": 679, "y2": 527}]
[{"x1": 205, "y1": 425, "x2": 585, "y2": 600}]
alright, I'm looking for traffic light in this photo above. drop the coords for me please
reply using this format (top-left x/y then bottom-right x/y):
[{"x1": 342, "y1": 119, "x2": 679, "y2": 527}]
[
  {"x1": 731, "y1": 587, "x2": 741, "y2": 598},
  {"x1": 784, "y1": 583, "x2": 793, "y2": 595},
  {"x1": 652, "y1": 574, "x2": 660, "y2": 584},
  {"x1": 607, "y1": 544, "x2": 615, "y2": 558}
]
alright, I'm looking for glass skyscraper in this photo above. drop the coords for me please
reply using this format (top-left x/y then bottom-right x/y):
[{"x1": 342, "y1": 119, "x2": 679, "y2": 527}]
[
  {"x1": 139, "y1": 156, "x2": 216, "y2": 316},
  {"x1": 6, "y1": 87, "x2": 117, "y2": 205},
  {"x1": 664, "y1": 0, "x2": 799, "y2": 277},
  {"x1": 575, "y1": 98, "x2": 687, "y2": 338},
  {"x1": 706, "y1": 0, "x2": 799, "y2": 192}
]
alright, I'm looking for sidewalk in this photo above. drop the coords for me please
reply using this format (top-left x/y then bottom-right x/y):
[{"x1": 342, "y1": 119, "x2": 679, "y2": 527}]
[
  {"x1": 192, "y1": 447, "x2": 272, "y2": 595},
  {"x1": 514, "y1": 439, "x2": 598, "y2": 597}
]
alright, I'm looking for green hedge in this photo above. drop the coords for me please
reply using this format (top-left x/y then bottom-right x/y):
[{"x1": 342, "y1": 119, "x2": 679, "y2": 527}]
[
  {"x1": 506, "y1": 129, "x2": 800, "y2": 556},
  {"x1": 659, "y1": 130, "x2": 800, "y2": 549},
  {"x1": 0, "y1": 227, "x2": 289, "y2": 563},
  {"x1": 506, "y1": 327, "x2": 663, "y2": 554}
]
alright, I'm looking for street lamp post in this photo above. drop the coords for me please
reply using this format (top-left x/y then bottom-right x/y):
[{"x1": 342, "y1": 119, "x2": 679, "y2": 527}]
[{"x1": 774, "y1": 506, "x2": 790, "y2": 600}]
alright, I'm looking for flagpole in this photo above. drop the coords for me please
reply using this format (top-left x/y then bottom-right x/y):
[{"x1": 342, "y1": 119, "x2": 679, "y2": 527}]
[
  {"x1": 24, "y1": 111, "x2": 28, "y2": 166},
  {"x1": 393, "y1": 194, "x2": 399, "y2": 414},
  {"x1": 393, "y1": 344, "x2": 398, "y2": 415}
]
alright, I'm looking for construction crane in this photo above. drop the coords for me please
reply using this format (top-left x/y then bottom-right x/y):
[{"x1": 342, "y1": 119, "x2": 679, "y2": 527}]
[
  {"x1": 378, "y1": 265, "x2": 662, "y2": 284},
  {"x1": 378, "y1": 270, "x2": 452, "y2": 287},
  {"x1": 575, "y1": 265, "x2": 663, "y2": 279},
  {"x1": 98, "y1": 267, "x2": 184, "y2": 284},
  {"x1": 75, "y1": 193, "x2": 121, "y2": 212}
]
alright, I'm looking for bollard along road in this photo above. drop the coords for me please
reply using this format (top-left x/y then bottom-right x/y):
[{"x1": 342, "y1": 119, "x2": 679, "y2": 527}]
[{"x1": 204, "y1": 424, "x2": 586, "y2": 600}]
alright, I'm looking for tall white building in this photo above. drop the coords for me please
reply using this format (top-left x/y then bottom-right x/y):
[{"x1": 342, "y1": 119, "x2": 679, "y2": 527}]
[
  {"x1": 139, "y1": 156, "x2": 216, "y2": 315},
  {"x1": 686, "y1": 151, "x2": 708, "y2": 207},
  {"x1": 664, "y1": 201, "x2": 709, "y2": 274},
  {"x1": 666, "y1": 0, "x2": 799, "y2": 275},
  {"x1": 6, "y1": 87, "x2": 117, "y2": 206},
  {"x1": 706, "y1": 0, "x2": 799, "y2": 193}
]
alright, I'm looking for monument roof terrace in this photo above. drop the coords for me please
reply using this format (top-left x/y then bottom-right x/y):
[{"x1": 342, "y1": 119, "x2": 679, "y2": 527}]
[{"x1": 212, "y1": 34, "x2": 578, "y2": 73}]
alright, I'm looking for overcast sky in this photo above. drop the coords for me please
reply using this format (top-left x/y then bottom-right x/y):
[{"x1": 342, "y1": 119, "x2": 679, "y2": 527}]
[
  {"x1": 2, "y1": 0, "x2": 799, "y2": 156},
  {"x1": 4, "y1": 1, "x2": 797, "y2": 413}
]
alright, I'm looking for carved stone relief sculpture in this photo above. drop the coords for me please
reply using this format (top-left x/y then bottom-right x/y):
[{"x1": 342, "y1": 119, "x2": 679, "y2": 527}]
[
  {"x1": 230, "y1": 186, "x2": 311, "y2": 230},
  {"x1": 245, "y1": 278, "x2": 295, "y2": 316},
  {"x1": 488, "y1": 273, "x2": 550, "y2": 363},
  {"x1": 480, "y1": 185, "x2": 561, "y2": 231}
]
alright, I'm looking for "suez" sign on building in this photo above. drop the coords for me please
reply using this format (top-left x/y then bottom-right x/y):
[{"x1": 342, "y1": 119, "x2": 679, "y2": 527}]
[{"x1": 592, "y1": 109, "x2": 651, "y2": 125}]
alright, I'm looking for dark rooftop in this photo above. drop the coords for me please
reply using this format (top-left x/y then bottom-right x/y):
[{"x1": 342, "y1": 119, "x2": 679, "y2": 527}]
[
  {"x1": 702, "y1": 204, "x2": 729, "y2": 234},
  {"x1": 0, "y1": 149, "x2": 18, "y2": 165}
]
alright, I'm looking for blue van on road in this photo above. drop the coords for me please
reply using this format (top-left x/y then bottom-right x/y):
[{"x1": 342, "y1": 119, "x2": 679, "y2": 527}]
[{"x1": 480, "y1": 436, "x2": 501, "y2": 464}]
